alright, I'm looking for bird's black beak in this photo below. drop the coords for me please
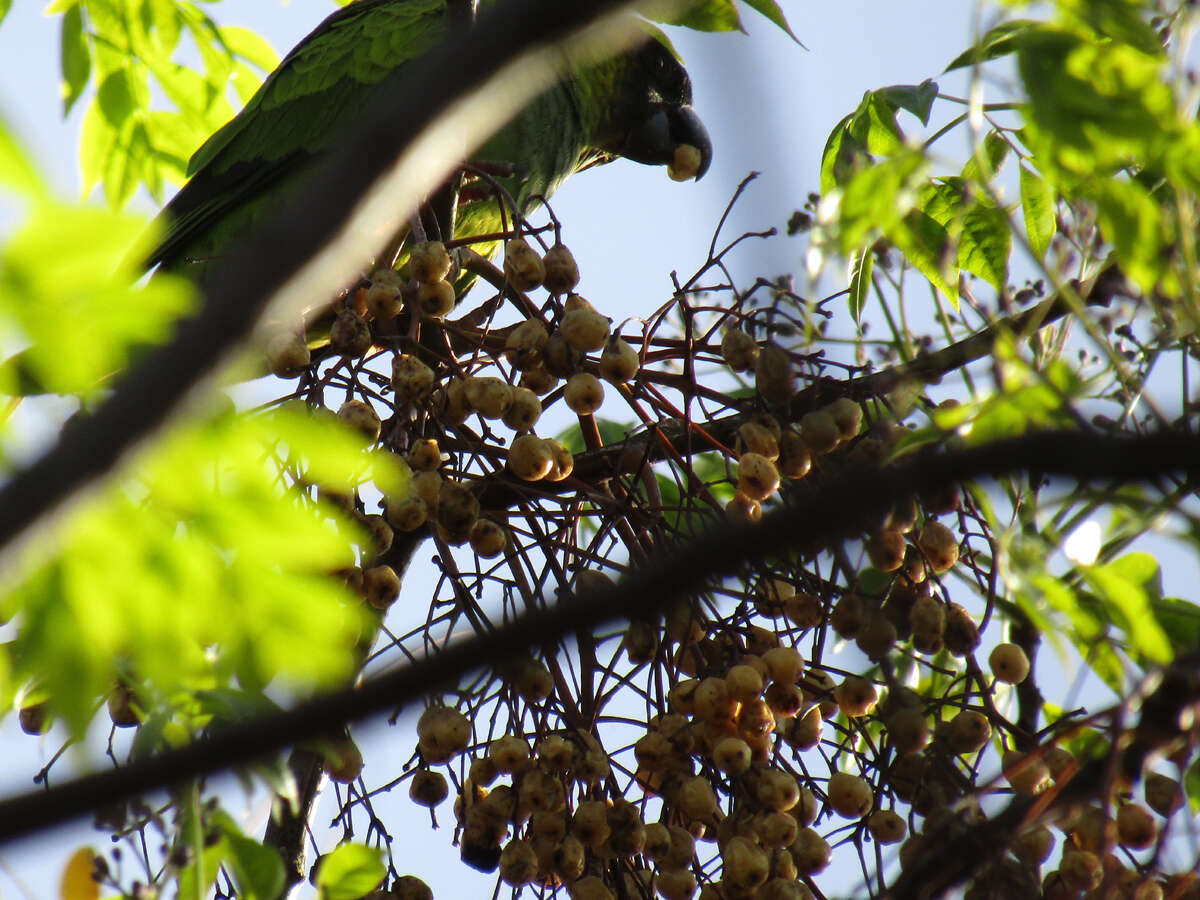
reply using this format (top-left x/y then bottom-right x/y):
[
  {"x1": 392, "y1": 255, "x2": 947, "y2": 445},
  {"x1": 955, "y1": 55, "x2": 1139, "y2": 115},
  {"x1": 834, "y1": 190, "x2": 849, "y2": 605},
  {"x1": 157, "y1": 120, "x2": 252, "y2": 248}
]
[{"x1": 620, "y1": 105, "x2": 713, "y2": 180}]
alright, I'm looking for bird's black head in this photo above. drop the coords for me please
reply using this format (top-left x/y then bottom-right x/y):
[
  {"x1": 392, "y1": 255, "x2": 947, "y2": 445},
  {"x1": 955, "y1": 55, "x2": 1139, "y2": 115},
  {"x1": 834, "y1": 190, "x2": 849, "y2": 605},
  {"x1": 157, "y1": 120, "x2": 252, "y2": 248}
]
[{"x1": 602, "y1": 37, "x2": 713, "y2": 180}]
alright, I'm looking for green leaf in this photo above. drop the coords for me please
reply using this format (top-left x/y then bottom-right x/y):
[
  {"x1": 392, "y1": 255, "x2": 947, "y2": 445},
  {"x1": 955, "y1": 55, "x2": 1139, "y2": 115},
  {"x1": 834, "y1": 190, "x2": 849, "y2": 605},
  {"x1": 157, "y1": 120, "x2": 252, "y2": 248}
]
[
  {"x1": 642, "y1": 0, "x2": 743, "y2": 32},
  {"x1": 1186, "y1": 759, "x2": 1200, "y2": 814},
  {"x1": 819, "y1": 115, "x2": 861, "y2": 193},
  {"x1": 846, "y1": 246, "x2": 873, "y2": 324},
  {"x1": 1150, "y1": 596, "x2": 1200, "y2": 656},
  {"x1": 1086, "y1": 554, "x2": 1172, "y2": 665},
  {"x1": 215, "y1": 814, "x2": 285, "y2": 900},
  {"x1": 739, "y1": 0, "x2": 801, "y2": 43},
  {"x1": 217, "y1": 25, "x2": 279, "y2": 72},
  {"x1": 877, "y1": 80, "x2": 939, "y2": 126},
  {"x1": 962, "y1": 131, "x2": 1011, "y2": 183},
  {"x1": 836, "y1": 150, "x2": 925, "y2": 252},
  {"x1": 889, "y1": 209, "x2": 958, "y2": 305},
  {"x1": 60, "y1": 4, "x2": 91, "y2": 116},
  {"x1": 0, "y1": 116, "x2": 46, "y2": 198},
  {"x1": 1018, "y1": 165, "x2": 1056, "y2": 260},
  {"x1": 958, "y1": 199, "x2": 1010, "y2": 290},
  {"x1": 0, "y1": 0, "x2": 11, "y2": 25},
  {"x1": 1059, "y1": 0, "x2": 1163, "y2": 57},
  {"x1": 848, "y1": 92, "x2": 905, "y2": 156},
  {"x1": 315, "y1": 844, "x2": 386, "y2": 900},
  {"x1": 945, "y1": 19, "x2": 1038, "y2": 71},
  {"x1": 1091, "y1": 178, "x2": 1165, "y2": 293}
]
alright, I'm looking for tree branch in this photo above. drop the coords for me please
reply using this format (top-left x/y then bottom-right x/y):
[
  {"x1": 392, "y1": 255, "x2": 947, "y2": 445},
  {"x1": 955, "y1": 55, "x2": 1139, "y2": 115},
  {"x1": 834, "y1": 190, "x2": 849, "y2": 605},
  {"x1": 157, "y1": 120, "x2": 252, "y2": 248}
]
[
  {"x1": 0, "y1": 428, "x2": 1195, "y2": 846},
  {"x1": 0, "y1": 0, "x2": 645, "y2": 574}
]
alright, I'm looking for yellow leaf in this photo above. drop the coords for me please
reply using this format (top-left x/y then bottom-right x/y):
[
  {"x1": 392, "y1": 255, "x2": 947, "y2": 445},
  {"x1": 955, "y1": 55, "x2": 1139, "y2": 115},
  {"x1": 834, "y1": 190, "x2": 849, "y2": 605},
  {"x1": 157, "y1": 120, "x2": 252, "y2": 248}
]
[{"x1": 60, "y1": 848, "x2": 99, "y2": 900}]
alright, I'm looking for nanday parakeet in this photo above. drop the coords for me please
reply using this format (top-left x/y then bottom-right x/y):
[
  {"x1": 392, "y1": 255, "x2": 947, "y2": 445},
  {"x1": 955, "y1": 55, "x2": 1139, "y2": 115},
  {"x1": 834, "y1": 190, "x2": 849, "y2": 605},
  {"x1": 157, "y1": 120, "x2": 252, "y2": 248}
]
[{"x1": 147, "y1": 0, "x2": 713, "y2": 290}]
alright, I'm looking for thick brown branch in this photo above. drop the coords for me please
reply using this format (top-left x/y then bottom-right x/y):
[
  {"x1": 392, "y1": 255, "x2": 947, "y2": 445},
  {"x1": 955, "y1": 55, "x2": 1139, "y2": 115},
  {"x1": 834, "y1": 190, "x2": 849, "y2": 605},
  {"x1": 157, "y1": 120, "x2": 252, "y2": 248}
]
[{"x1": 0, "y1": 428, "x2": 1195, "y2": 846}]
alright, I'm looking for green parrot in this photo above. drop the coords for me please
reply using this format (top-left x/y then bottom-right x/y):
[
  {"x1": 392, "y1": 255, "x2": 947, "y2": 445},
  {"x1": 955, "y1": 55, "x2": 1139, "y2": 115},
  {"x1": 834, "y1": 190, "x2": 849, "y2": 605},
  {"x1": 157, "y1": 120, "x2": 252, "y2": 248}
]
[{"x1": 147, "y1": 0, "x2": 713, "y2": 291}]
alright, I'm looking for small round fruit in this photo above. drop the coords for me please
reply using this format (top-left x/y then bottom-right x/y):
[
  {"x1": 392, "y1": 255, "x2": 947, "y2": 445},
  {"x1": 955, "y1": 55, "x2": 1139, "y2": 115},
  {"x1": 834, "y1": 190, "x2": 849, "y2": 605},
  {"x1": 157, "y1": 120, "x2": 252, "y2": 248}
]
[
  {"x1": 385, "y1": 495, "x2": 428, "y2": 532},
  {"x1": 827, "y1": 771, "x2": 873, "y2": 819},
  {"x1": 409, "y1": 769, "x2": 448, "y2": 808},
  {"x1": 519, "y1": 367, "x2": 558, "y2": 395},
  {"x1": 834, "y1": 676, "x2": 878, "y2": 718},
  {"x1": 464, "y1": 376, "x2": 513, "y2": 420},
  {"x1": 723, "y1": 836, "x2": 769, "y2": 893},
  {"x1": 501, "y1": 386, "x2": 542, "y2": 432},
  {"x1": 504, "y1": 238, "x2": 545, "y2": 290},
  {"x1": 560, "y1": 305, "x2": 611, "y2": 352},
  {"x1": 417, "y1": 279, "x2": 456, "y2": 317},
  {"x1": 739, "y1": 422, "x2": 780, "y2": 460},
  {"x1": 1002, "y1": 750, "x2": 1050, "y2": 796},
  {"x1": 407, "y1": 438, "x2": 441, "y2": 472},
  {"x1": 989, "y1": 642, "x2": 1030, "y2": 684},
  {"x1": 656, "y1": 869, "x2": 696, "y2": 900},
  {"x1": 755, "y1": 770, "x2": 800, "y2": 812},
  {"x1": 330, "y1": 309, "x2": 371, "y2": 358},
  {"x1": 504, "y1": 318, "x2": 549, "y2": 370},
  {"x1": 885, "y1": 708, "x2": 931, "y2": 754},
  {"x1": 677, "y1": 776, "x2": 718, "y2": 821},
  {"x1": 1013, "y1": 824, "x2": 1055, "y2": 866},
  {"x1": 721, "y1": 328, "x2": 758, "y2": 372},
  {"x1": 416, "y1": 706, "x2": 471, "y2": 762},
  {"x1": 777, "y1": 431, "x2": 812, "y2": 479},
  {"x1": 783, "y1": 707, "x2": 822, "y2": 750},
  {"x1": 437, "y1": 480, "x2": 480, "y2": 535},
  {"x1": 866, "y1": 529, "x2": 906, "y2": 572},
  {"x1": 599, "y1": 335, "x2": 639, "y2": 383},
  {"x1": 726, "y1": 492, "x2": 762, "y2": 525},
  {"x1": 726, "y1": 663, "x2": 765, "y2": 702},
  {"x1": 544, "y1": 438, "x2": 574, "y2": 481},
  {"x1": 469, "y1": 519, "x2": 508, "y2": 558},
  {"x1": 490, "y1": 734, "x2": 531, "y2": 775},
  {"x1": 1058, "y1": 849, "x2": 1103, "y2": 891},
  {"x1": 363, "y1": 565, "x2": 401, "y2": 610},
  {"x1": 946, "y1": 709, "x2": 991, "y2": 754},
  {"x1": 364, "y1": 281, "x2": 402, "y2": 318},
  {"x1": 392, "y1": 876, "x2": 433, "y2": 900},
  {"x1": 825, "y1": 397, "x2": 863, "y2": 440},
  {"x1": 762, "y1": 646, "x2": 804, "y2": 684},
  {"x1": 337, "y1": 400, "x2": 381, "y2": 443},
  {"x1": 391, "y1": 354, "x2": 435, "y2": 404},
  {"x1": 737, "y1": 452, "x2": 780, "y2": 501},
  {"x1": 830, "y1": 591, "x2": 865, "y2": 639},
  {"x1": 323, "y1": 737, "x2": 363, "y2": 783},
  {"x1": 508, "y1": 434, "x2": 554, "y2": 481},
  {"x1": 1116, "y1": 803, "x2": 1157, "y2": 849},
  {"x1": 359, "y1": 513, "x2": 393, "y2": 558},
  {"x1": 410, "y1": 240, "x2": 452, "y2": 284},
  {"x1": 755, "y1": 343, "x2": 795, "y2": 406},
  {"x1": 668, "y1": 143, "x2": 703, "y2": 181},
  {"x1": 867, "y1": 809, "x2": 907, "y2": 844},
  {"x1": 712, "y1": 736, "x2": 752, "y2": 775},
  {"x1": 542, "y1": 244, "x2": 580, "y2": 294},
  {"x1": 564, "y1": 372, "x2": 604, "y2": 415},
  {"x1": 1144, "y1": 772, "x2": 1183, "y2": 817},
  {"x1": 498, "y1": 838, "x2": 538, "y2": 886},
  {"x1": 799, "y1": 410, "x2": 840, "y2": 455},
  {"x1": 265, "y1": 333, "x2": 310, "y2": 378},
  {"x1": 788, "y1": 827, "x2": 831, "y2": 875},
  {"x1": 512, "y1": 658, "x2": 554, "y2": 703},
  {"x1": 943, "y1": 603, "x2": 981, "y2": 656},
  {"x1": 917, "y1": 520, "x2": 959, "y2": 573},
  {"x1": 108, "y1": 684, "x2": 141, "y2": 728}
]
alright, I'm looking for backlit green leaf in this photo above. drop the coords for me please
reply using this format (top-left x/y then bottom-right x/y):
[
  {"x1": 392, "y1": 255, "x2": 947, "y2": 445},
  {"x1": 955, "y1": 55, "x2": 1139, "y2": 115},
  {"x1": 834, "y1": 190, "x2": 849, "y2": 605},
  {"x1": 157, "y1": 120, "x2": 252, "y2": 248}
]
[
  {"x1": 1019, "y1": 165, "x2": 1056, "y2": 260},
  {"x1": 315, "y1": 844, "x2": 386, "y2": 900}
]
